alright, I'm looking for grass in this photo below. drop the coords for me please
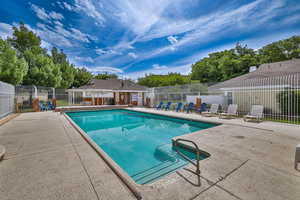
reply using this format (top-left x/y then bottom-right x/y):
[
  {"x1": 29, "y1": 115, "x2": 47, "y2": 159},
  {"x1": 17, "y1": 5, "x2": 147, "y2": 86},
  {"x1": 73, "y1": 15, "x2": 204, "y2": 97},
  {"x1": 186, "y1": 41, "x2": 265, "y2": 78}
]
[
  {"x1": 19, "y1": 108, "x2": 34, "y2": 113},
  {"x1": 264, "y1": 117, "x2": 300, "y2": 125},
  {"x1": 56, "y1": 99, "x2": 69, "y2": 107}
]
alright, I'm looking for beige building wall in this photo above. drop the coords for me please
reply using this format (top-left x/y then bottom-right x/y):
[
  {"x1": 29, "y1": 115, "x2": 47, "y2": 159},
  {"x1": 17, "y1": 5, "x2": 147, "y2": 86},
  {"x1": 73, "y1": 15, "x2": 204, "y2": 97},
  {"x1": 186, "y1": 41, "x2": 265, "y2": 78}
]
[{"x1": 232, "y1": 90, "x2": 281, "y2": 114}]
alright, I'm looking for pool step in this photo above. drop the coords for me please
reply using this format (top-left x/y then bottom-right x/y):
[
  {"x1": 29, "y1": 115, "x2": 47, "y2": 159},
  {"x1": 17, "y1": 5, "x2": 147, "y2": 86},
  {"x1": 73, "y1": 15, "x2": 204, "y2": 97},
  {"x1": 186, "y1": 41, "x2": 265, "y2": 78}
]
[
  {"x1": 132, "y1": 159, "x2": 187, "y2": 184},
  {"x1": 131, "y1": 144, "x2": 203, "y2": 185},
  {"x1": 132, "y1": 144, "x2": 188, "y2": 184}
]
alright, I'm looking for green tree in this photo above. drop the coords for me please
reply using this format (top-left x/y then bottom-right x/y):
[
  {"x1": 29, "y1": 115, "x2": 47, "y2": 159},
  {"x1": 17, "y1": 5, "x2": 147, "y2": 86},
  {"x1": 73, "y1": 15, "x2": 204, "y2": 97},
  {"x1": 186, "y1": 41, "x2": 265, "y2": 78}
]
[
  {"x1": 51, "y1": 47, "x2": 75, "y2": 88},
  {"x1": 191, "y1": 43, "x2": 259, "y2": 83},
  {"x1": 94, "y1": 73, "x2": 118, "y2": 80},
  {"x1": 51, "y1": 47, "x2": 67, "y2": 64},
  {"x1": 138, "y1": 73, "x2": 190, "y2": 87},
  {"x1": 259, "y1": 36, "x2": 300, "y2": 63},
  {"x1": 7, "y1": 23, "x2": 64, "y2": 87},
  {"x1": 72, "y1": 67, "x2": 93, "y2": 88},
  {"x1": 277, "y1": 90, "x2": 300, "y2": 116},
  {"x1": 22, "y1": 46, "x2": 62, "y2": 87},
  {"x1": 7, "y1": 22, "x2": 44, "y2": 55},
  {"x1": 0, "y1": 39, "x2": 28, "y2": 85}
]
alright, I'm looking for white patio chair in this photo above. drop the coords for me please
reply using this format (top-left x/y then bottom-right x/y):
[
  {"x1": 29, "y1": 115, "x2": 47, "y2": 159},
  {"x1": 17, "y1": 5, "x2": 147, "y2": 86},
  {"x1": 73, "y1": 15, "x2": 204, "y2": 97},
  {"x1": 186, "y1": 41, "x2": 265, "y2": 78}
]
[
  {"x1": 219, "y1": 104, "x2": 238, "y2": 119},
  {"x1": 202, "y1": 104, "x2": 219, "y2": 117},
  {"x1": 243, "y1": 105, "x2": 264, "y2": 122}
]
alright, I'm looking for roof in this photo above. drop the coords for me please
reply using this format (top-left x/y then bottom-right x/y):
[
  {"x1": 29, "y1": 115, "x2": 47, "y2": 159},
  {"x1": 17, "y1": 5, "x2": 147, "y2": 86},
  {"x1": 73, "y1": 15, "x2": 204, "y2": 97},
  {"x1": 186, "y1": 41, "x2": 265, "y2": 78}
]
[
  {"x1": 209, "y1": 59, "x2": 300, "y2": 90},
  {"x1": 77, "y1": 79, "x2": 147, "y2": 91}
]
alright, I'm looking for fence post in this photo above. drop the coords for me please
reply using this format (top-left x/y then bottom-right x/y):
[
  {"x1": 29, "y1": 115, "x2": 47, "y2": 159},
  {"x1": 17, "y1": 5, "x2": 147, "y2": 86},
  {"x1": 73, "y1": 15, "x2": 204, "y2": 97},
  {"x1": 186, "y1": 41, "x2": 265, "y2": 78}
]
[{"x1": 32, "y1": 85, "x2": 39, "y2": 112}]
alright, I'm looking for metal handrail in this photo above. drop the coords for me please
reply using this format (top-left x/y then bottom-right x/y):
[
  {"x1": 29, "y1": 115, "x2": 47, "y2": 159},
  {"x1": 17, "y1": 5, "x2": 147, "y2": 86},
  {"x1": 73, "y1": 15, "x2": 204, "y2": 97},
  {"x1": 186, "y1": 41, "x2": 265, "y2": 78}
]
[{"x1": 174, "y1": 138, "x2": 201, "y2": 175}]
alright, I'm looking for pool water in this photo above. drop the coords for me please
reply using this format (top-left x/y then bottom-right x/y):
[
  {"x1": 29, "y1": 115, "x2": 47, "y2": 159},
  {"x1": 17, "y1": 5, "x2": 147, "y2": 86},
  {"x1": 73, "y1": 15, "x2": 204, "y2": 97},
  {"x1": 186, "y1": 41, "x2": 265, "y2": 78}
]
[{"x1": 67, "y1": 109, "x2": 216, "y2": 184}]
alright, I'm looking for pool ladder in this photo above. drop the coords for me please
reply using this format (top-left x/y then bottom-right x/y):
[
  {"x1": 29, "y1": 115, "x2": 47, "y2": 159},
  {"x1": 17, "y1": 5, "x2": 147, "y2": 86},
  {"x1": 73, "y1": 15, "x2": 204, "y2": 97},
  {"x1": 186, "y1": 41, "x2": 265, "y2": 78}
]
[{"x1": 173, "y1": 138, "x2": 201, "y2": 175}]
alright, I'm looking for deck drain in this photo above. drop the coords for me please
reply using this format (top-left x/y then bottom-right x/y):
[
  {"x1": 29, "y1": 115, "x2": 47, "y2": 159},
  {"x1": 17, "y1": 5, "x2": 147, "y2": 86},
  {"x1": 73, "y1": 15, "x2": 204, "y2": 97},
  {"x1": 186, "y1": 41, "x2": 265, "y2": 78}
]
[{"x1": 233, "y1": 136, "x2": 245, "y2": 139}]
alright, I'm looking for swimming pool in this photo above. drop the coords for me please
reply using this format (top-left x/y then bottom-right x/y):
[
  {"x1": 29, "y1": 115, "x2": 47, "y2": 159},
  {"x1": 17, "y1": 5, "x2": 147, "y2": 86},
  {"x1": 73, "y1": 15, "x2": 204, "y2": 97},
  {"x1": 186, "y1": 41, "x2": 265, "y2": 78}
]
[{"x1": 67, "y1": 109, "x2": 217, "y2": 184}]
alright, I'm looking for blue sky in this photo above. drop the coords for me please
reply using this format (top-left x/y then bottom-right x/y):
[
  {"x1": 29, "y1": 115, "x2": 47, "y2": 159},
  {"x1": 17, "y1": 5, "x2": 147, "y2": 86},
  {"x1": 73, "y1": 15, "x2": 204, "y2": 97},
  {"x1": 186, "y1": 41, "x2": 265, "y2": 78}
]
[{"x1": 0, "y1": 0, "x2": 300, "y2": 79}]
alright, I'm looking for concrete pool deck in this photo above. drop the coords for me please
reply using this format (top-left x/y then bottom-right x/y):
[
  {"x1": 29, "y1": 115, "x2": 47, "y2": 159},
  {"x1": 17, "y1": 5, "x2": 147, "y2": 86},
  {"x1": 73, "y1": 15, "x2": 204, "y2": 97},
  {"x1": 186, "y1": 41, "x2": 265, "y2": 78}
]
[{"x1": 1, "y1": 109, "x2": 300, "y2": 200}]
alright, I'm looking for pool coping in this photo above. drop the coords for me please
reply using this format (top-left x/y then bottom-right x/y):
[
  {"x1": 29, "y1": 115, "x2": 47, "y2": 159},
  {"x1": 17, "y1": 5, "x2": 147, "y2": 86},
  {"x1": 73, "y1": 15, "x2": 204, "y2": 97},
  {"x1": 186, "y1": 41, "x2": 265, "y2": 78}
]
[
  {"x1": 56, "y1": 105, "x2": 129, "y2": 112},
  {"x1": 63, "y1": 108, "x2": 223, "y2": 199}
]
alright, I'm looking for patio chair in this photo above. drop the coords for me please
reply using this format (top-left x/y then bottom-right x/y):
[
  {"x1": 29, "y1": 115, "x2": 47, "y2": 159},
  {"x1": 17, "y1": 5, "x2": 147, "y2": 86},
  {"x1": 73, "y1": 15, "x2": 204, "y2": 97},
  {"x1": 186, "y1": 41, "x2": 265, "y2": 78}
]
[
  {"x1": 39, "y1": 102, "x2": 48, "y2": 111},
  {"x1": 219, "y1": 104, "x2": 238, "y2": 119},
  {"x1": 201, "y1": 104, "x2": 219, "y2": 117},
  {"x1": 156, "y1": 102, "x2": 163, "y2": 110},
  {"x1": 175, "y1": 102, "x2": 183, "y2": 112},
  {"x1": 243, "y1": 105, "x2": 264, "y2": 122},
  {"x1": 164, "y1": 102, "x2": 172, "y2": 111},
  {"x1": 184, "y1": 102, "x2": 194, "y2": 113},
  {"x1": 195, "y1": 103, "x2": 207, "y2": 113},
  {"x1": 47, "y1": 101, "x2": 55, "y2": 110}
]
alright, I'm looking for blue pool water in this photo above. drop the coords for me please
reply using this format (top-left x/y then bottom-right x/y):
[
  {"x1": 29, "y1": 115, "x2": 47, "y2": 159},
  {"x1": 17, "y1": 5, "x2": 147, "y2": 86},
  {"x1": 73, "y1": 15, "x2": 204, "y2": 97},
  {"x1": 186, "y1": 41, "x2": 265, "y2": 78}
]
[{"x1": 67, "y1": 109, "x2": 216, "y2": 184}]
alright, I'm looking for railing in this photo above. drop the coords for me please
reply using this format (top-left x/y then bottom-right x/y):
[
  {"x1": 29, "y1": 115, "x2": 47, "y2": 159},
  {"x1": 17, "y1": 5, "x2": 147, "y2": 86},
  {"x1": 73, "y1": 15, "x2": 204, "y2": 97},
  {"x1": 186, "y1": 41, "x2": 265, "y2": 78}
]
[
  {"x1": 173, "y1": 138, "x2": 201, "y2": 175},
  {"x1": 147, "y1": 73, "x2": 300, "y2": 124}
]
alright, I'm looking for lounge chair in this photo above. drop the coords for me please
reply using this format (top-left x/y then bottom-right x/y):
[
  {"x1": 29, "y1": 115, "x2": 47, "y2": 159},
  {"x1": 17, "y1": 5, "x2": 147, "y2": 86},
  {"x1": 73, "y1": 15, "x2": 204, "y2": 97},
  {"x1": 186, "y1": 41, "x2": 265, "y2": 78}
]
[
  {"x1": 184, "y1": 102, "x2": 194, "y2": 113},
  {"x1": 219, "y1": 104, "x2": 238, "y2": 119},
  {"x1": 195, "y1": 103, "x2": 207, "y2": 113},
  {"x1": 156, "y1": 102, "x2": 163, "y2": 110},
  {"x1": 164, "y1": 102, "x2": 172, "y2": 111},
  {"x1": 243, "y1": 105, "x2": 264, "y2": 122},
  {"x1": 39, "y1": 102, "x2": 48, "y2": 111},
  {"x1": 47, "y1": 101, "x2": 55, "y2": 110},
  {"x1": 201, "y1": 104, "x2": 219, "y2": 117},
  {"x1": 175, "y1": 102, "x2": 183, "y2": 112}
]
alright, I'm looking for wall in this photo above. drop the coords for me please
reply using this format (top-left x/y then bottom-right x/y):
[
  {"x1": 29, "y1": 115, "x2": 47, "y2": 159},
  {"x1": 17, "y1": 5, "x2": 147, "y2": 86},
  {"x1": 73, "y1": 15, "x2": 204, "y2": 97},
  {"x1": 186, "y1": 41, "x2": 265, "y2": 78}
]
[
  {"x1": 232, "y1": 90, "x2": 281, "y2": 115},
  {"x1": 200, "y1": 95, "x2": 225, "y2": 105},
  {"x1": 0, "y1": 81, "x2": 15, "y2": 118}
]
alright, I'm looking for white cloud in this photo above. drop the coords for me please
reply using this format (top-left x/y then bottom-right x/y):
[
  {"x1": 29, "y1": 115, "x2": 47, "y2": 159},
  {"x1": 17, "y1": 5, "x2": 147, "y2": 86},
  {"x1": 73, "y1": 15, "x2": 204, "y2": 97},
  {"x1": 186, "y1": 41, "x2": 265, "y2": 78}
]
[
  {"x1": 36, "y1": 22, "x2": 96, "y2": 45},
  {"x1": 167, "y1": 35, "x2": 178, "y2": 45},
  {"x1": 49, "y1": 11, "x2": 64, "y2": 20},
  {"x1": 152, "y1": 64, "x2": 167, "y2": 70},
  {"x1": 74, "y1": 0, "x2": 105, "y2": 26},
  {"x1": 128, "y1": 52, "x2": 138, "y2": 59},
  {"x1": 53, "y1": 20, "x2": 63, "y2": 27},
  {"x1": 30, "y1": 3, "x2": 64, "y2": 22},
  {"x1": 111, "y1": 0, "x2": 295, "y2": 65},
  {"x1": 34, "y1": 23, "x2": 72, "y2": 47},
  {"x1": 41, "y1": 40, "x2": 52, "y2": 50},
  {"x1": 30, "y1": 4, "x2": 49, "y2": 21},
  {"x1": 85, "y1": 66, "x2": 123, "y2": 74},
  {"x1": 62, "y1": 2, "x2": 73, "y2": 11},
  {"x1": 113, "y1": 0, "x2": 172, "y2": 36},
  {"x1": 95, "y1": 48, "x2": 119, "y2": 55},
  {"x1": 70, "y1": 28, "x2": 95, "y2": 42},
  {"x1": 0, "y1": 22, "x2": 13, "y2": 39},
  {"x1": 73, "y1": 56, "x2": 94, "y2": 63},
  {"x1": 57, "y1": 0, "x2": 105, "y2": 26}
]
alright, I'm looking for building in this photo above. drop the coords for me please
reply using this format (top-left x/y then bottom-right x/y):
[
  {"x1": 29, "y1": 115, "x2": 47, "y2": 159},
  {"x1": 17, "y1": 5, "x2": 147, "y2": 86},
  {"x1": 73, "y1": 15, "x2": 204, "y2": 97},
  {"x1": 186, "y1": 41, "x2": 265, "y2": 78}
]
[
  {"x1": 68, "y1": 79, "x2": 148, "y2": 106},
  {"x1": 209, "y1": 59, "x2": 300, "y2": 114}
]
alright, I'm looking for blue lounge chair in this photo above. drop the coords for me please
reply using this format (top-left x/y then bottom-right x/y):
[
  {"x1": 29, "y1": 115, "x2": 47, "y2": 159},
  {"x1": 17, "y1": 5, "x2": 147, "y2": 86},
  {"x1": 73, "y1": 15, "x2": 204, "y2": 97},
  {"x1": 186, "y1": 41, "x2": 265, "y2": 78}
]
[
  {"x1": 39, "y1": 102, "x2": 48, "y2": 111},
  {"x1": 196, "y1": 103, "x2": 207, "y2": 113},
  {"x1": 184, "y1": 102, "x2": 194, "y2": 113},
  {"x1": 47, "y1": 101, "x2": 55, "y2": 110},
  {"x1": 156, "y1": 102, "x2": 163, "y2": 110},
  {"x1": 175, "y1": 102, "x2": 183, "y2": 112},
  {"x1": 165, "y1": 102, "x2": 172, "y2": 111}
]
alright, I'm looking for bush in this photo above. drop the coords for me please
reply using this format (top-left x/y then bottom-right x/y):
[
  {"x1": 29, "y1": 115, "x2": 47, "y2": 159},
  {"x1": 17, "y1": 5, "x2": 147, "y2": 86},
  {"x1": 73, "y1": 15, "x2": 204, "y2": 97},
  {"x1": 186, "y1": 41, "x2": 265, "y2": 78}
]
[{"x1": 277, "y1": 90, "x2": 300, "y2": 116}]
